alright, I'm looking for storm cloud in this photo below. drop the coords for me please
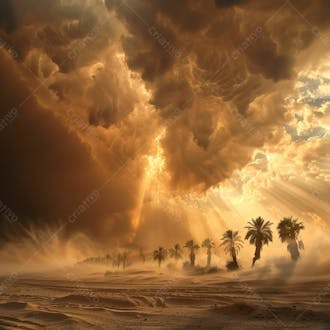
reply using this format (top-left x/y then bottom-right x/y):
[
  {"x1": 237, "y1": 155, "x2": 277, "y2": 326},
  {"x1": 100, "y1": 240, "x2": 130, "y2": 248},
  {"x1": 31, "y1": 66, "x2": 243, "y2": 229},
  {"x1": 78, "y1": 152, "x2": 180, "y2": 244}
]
[{"x1": 0, "y1": 0, "x2": 329, "y2": 248}]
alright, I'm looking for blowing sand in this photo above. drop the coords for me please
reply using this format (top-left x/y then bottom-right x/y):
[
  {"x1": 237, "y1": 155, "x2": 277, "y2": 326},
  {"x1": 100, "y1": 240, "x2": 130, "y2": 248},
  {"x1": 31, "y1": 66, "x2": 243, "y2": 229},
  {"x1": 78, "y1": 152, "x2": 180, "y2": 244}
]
[{"x1": 0, "y1": 267, "x2": 329, "y2": 329}]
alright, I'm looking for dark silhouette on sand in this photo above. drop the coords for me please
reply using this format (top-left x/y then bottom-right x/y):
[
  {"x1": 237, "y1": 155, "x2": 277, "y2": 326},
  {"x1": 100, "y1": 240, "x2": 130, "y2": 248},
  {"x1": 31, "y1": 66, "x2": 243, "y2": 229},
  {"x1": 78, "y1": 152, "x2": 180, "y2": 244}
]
[
  {"x1": 277, "y1": 217, "x2": 305, "y2": 261},
  {"x1": 169, "y1": 243, "x2": 183, "y2": 260},
  {"x1": 245, "y1": 217, "x2": 273, "y2": 267},
  {"x1": 202, "y1": 238, "x2": 215, "y2": 267},
  {"x1": 220, "y1": 230, "x2": 243, "y2": 270},
  {"x1": 153, "y1": 247, "x2": 167, "y2": 267},
  {"x1": 184, "y1": 240, "x2": 200, "y2": 266}
]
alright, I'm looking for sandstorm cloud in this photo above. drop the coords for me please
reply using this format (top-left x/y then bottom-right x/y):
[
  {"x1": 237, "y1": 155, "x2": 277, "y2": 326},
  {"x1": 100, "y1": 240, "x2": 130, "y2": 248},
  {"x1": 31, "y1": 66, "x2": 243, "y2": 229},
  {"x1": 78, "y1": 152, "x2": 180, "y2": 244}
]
[{"x1": 0, "y1": 0, "x2": 329, "y2": 247}]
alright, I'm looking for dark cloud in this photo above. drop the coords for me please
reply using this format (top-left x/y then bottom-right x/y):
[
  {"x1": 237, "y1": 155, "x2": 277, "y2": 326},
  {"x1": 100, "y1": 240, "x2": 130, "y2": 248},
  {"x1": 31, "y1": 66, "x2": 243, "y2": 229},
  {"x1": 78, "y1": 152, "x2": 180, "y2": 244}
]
[
  {"x1": 0, "y1": 48, "x2": 150, "y2": 245},
  {"x1": 108, "y1": 0, "x2": 330, "y2": 192},
  {"x1": 214, "y1": 0, "x2": 248, "y2": 8},
  {"x1": 0, "y1": 0, "x2": 156, "y2": 245},
  {"x1": 0, "y1": 0, "x2": 329, "y2": 245},
  {"x1": 0, "y1": 0, "x2": 16, "y2": 33}
]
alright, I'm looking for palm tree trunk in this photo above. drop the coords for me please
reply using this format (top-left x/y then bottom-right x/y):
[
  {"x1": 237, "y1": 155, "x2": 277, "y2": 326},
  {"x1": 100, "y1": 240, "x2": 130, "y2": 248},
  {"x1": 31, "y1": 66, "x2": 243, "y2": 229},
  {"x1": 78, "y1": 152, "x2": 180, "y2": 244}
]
[
  {"x1": 232, "y1": 248, "x2": 238, "y2": 267},
  {"x1": 287, "y1": 240, "x2": 300, "y2": 261},
  {"x1": 190, "y1": 250, "x2": 195, "y2": 266},
  {"x1": 158, "y1": 258, "x2": 161, "y2": 267},
  {"x1": 207, "y1": 248, "x2": 211, "y2": 267},
  {"x1": 123, "y1": 256, "x2": 127, "y2": 270},
  {"x1": 252, "y1": 241, "x2": 262, "y2": 267}
]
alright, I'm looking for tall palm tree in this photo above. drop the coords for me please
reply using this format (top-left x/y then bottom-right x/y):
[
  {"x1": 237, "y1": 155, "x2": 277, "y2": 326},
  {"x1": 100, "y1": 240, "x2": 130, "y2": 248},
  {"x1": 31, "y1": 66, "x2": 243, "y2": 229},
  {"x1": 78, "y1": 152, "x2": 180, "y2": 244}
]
[
  {"x1": 122, "y1": 251, "x2": 128, "y2": 270},
  {"x1": 139, "y1": 248, "x2": 146, "y2": 263},
  {"x1": 245, "y1": 217, "x2": 273, "y2": 267},
  {"x1": 111, "y1": 252, "x2": 118, "y2": 267},
  {"x1": 184, "y1": 240, "x2": 200, "y2": 266},
  {"x1": 220, "y1": 230, "x2": 243, "y2": 270},
  {"x1": 169, "y1": 243, "x2": 183, "y2": 260},
  {"x1": 277, "y1": 217, "x2": 304, "y2": 261},
  {"x1": 115, "y1": 253, "x2": 122, "y2": 268},
  {"x1": 202, "y1": 239, "x2": 215, "y2": 267},
  {"x1": 153, "y1": 247, "x2": 167, "y2": 267}
]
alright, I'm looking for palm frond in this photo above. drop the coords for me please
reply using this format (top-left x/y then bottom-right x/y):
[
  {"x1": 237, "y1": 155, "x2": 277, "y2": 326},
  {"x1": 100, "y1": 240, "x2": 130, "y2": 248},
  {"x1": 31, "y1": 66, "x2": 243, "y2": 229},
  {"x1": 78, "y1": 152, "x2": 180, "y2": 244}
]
[
  {"x1": 245, "y1": 217, "x2": 273, "y2": 246},
  {"x1": 220, "y1": 230, "x2": 244, "y2": 256},
  {"x1": 277, "y1": 217, "x2": 304, "y2": 242}
]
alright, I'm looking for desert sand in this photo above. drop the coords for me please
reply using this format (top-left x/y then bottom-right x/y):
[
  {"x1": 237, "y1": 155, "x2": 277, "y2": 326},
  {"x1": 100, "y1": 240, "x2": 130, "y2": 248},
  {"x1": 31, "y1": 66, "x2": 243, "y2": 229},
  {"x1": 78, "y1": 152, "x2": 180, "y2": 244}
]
[{"x1": 0, "y1": 265, "x2": 329, "y2": 330}]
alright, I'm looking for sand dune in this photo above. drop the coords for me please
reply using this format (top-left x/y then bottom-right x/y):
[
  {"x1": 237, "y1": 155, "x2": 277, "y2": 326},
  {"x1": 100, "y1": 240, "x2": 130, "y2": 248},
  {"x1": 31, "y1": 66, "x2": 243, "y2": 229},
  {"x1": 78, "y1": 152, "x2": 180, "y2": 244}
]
[{"x1": 0, "y1": 269, "x2": 329, "y2": 329}]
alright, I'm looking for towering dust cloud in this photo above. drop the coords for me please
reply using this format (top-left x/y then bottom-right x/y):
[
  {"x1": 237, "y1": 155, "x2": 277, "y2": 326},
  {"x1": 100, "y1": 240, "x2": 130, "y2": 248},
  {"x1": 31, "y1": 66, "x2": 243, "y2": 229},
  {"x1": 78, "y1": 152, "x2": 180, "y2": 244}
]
[{"x1": 0, "y1": 0, "x2": 329, "y2": 251}]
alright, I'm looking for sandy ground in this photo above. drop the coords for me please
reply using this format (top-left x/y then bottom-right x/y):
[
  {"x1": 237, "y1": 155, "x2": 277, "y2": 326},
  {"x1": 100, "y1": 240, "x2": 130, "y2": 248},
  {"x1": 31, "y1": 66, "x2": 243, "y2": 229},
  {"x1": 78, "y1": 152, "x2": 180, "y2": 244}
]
[{"x1": 0, "y1": 268, "x2": 329, "y2": 330}]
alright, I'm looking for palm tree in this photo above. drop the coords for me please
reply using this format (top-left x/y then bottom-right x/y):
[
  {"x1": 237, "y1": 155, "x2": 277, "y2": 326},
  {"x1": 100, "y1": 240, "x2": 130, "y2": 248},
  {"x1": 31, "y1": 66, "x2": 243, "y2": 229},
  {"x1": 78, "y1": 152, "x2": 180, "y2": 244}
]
[
  {"x1": 245, "y1": 217, "x2": 273, "y2": 267},
  {"x1": 277, "y1": 217, "x2": 304, "y2": 261},
  {"x1": 184, "y1": 240, "x2": 200, "y2": 266},
  {"x1": 122, "y1": 251, "x2": 128, "y2": 270},
  {"x1": 220, "y1": 230, "x2": 243, "y2": 270},
  {"x1": 169, "y1": 243, "x2": 183, "y2": 260},
  {"x1": 139, "y1": 248, "x2": 146, "y2": 263},
  {"x1": 153, "y1": 247, "x2": 167, "y2": 267},
  {"x1": 115, "y1": 253, "x2": 122, "y2": 268},
  {"x1": 202, "y1": 239, "x2": 215, "y2": 267},
  {"x1": 105, "y1": 254, "x2": 111, "y2": 264}
]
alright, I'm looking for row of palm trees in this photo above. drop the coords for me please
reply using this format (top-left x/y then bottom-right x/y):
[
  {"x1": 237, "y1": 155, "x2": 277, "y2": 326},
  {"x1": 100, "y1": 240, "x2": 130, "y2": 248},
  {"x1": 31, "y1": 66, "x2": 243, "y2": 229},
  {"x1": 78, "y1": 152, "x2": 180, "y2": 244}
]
[{"x1": 153, "y1": 217, "x2": 305, "y2": 269}]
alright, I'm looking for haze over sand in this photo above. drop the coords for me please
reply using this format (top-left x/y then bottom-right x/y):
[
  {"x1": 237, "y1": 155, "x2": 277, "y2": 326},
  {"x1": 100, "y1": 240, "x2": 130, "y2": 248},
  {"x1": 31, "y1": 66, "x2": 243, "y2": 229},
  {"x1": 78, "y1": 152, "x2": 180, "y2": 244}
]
[
  {"x1": 0, "y1": 0, "x2": 329, "y2": 328},
  {"x1": 0, "y1": 0, "x2": 329, "y2": 252},
  {"x1": 0, "y1": 264, "x2": 329, "y2": 329}
]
